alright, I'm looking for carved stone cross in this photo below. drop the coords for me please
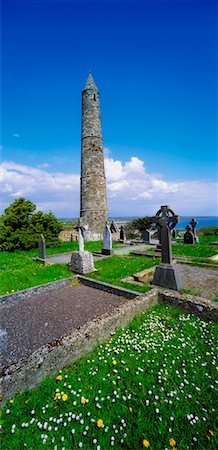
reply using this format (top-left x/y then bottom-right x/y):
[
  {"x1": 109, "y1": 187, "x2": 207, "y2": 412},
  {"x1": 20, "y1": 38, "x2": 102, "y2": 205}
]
[
  {"x1": 189, "y1": 218, "x2": 199, "y2": 242},
  {"x1": 151, "y1": 205, "x2": 179, "y2": 264},
  {"x1": 190, "y1": 218, "x2": 197, "y2": 232},
  {"x1": 151, "y1": 205, "x2": 183, "y2": 290}
]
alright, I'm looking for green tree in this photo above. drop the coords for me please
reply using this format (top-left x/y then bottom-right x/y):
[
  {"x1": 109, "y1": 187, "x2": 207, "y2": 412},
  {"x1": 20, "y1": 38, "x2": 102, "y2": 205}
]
[
  {"x1": 0, "y1": 197, "x2": 62, "y2": 251},
  {"x1": 124, "y1": 216, "x2": 153, "y2": 239}
]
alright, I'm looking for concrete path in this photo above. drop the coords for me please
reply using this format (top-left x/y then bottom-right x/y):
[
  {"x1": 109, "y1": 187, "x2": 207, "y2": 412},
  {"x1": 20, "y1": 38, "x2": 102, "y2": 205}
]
[
  {"x1": 44, "y1": 252, "x2": 109, "y2": 265},
  {"x1": 45, "y1": 252, "x2": 72, "y2": 264},
  {"x1": 113, "y1": 243, "x2": 156, "y2": 256},
  {"x1": 41, "y1": 244, "x2": 156, "y2": 264}
]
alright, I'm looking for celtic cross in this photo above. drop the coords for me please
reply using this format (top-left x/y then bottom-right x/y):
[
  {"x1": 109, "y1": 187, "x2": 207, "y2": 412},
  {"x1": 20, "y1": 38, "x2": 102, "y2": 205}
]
[
  {"x1": 190, "y1": 218, "x2": 198, "y2": 239},
  {"x1": 152, "y1": 205, "x2": 179, "y2": 264}
]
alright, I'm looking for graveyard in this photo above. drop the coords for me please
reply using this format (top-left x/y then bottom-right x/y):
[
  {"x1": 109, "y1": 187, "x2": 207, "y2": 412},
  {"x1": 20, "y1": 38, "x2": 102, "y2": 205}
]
[
  {"x1": 0, "y1": 192, "x2": 218, "y2": 450},
  {"x1": 1, "y1": 217, "x2": 218, "y2": 449},
  {"x1": 1, "y1": 5, "x2": 217, "y2": 447}
]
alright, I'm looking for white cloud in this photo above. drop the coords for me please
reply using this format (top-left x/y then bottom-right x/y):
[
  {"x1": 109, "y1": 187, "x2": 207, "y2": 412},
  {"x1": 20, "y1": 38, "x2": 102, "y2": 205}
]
[
  {"x1": 0, "y1": 161, "x2": 80, "y2": 215},
  {"x1": 0, "y1": 156, "x2": 217, "y2": 217},
  {"x1": 104, "y1": 156, "x2": 217, "y2": 216},
  {"x1": 37, "y1": 163, "x2": 50, "y2": 169},
  {"x1": 150, "y1": 179, "x2": 179, "y2": 193},
  {"x1": 12, "y1": 133, "x2": 20, "y2": 138},
  {"x1": 124, "y1": 156, "x2": 145, "y2": 174},
  {"x1": 105, "y1": 157, "x2": 124, "y2": 181}
]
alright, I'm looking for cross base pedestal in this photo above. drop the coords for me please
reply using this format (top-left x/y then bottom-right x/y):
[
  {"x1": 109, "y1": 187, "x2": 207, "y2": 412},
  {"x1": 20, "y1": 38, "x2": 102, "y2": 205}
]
[
  {"x1": 151, "y1": 263, "x2": 183, "y2": 291},
  {"x1": 70, "y1": 251, "x2": 95, "y2": 275}
]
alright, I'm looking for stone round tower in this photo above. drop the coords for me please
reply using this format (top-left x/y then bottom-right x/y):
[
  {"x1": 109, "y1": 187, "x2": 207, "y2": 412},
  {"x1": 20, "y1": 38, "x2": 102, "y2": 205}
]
[{"x1": 80, "y1": 72, "x2": 108, "y2": 240}]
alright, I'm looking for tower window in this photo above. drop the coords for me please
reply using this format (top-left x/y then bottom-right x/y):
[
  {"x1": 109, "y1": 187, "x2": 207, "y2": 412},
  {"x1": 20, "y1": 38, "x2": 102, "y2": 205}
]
[{"x1": 93, "y1": 94, "x2": 96, "y2": 101}]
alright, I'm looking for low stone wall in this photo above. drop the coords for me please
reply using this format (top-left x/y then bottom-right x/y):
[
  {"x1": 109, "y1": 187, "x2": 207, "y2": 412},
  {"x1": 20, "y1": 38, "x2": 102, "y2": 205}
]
[
  {"x1": 158, "y1": 290, "x2": 218, "y2": 322},
  {"x1": 0, "y1": 277, "x2": 76, "y2": 305},
  {"x1": 78, "y1": 276, "x2": 142, "y2": 299},
  {"x1": 1, "y1": 278, "x2": 218, "y2": 405},
  {"x1": 0, "y1": 289, "x2": 158, "y2": 404},
  {"x1": 59, "y1": 229, "x2": 78, "y2": 242}
]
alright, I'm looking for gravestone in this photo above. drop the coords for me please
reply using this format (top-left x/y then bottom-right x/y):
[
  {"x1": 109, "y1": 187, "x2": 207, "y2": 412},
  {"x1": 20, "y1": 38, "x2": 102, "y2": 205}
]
[
  {"x1": 38, "y1": 234, "x2": 46, "y2": 260},
  {"x1": 155, "y1": 229, "x2": 162, "y2": 253},
  {"x1": 70, "y1": 226, "x2": 95, "y2": 274},
  {"x1": 142, "y1": 229, "x2": 151, "y2": 244},
  {"x1": 119, "y1": 225, "x2": 126, "y2": 242},
  {"x1": 102, "y1": 223, "x2": 114, "y2": 255},
  {"x1": 184, "y1": 225, "x2": 194, "y2": 245},
  {"x1": 151, "y1": 205, "x2": 183, "y2": 290},
  {"x1": 110, "y1": 220, "x2": 119, "y2": 233},
  {"x1": 70, "y1": 234, "x2": 73, "y2": 242},
  {"x1": 190, "y1": 218, "x2": 199, "y2": 243},
  {"x1": 79, "y1": 226, "x2": 85, "y2": 251},
  {"x1": 171, "y1": 229, "x2": 176, "y2": 239}
]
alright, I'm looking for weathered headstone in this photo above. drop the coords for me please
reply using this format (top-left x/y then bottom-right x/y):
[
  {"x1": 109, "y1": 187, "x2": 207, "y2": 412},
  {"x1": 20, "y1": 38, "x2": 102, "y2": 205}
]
[
  {"x1": 184, "y1": 225, "x2": 194, "y2": 244},
  {"x1": 119, "y1": 225, "x2": 126, "y2": 242},
  {"x1": 79, "y1": 227, "x2": 85, "y2": 252},
  {"x1": 156, "y1": 229, "x2": 162, "y2": 253},
  {"x1": 151, "y1": 205, "x2": 183, "y2": 290},
  {"x1": 38, "y1": 234, "x2": 46, "y2": 260},
  {"x1": 110, "y1": 220, "x2": 119, "y2": 233},
  {"x1": 70, "y1": 234, "x2": 73, "y2": 242},
  {"x1": 142, "y1": 229, "x2": 152, "y2": 244},
  {"x1": 190, "y1": 218, "x2": 199, "y2": 243},
  {"x1": 102, "y1": 223, "x2": 114, "y2": 255}
]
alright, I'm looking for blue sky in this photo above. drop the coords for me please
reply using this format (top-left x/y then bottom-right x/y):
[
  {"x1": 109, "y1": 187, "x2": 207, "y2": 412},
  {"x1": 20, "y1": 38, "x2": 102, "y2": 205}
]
[{"x1": 1, "y1": 0, "x2": 217, "y2": 217}]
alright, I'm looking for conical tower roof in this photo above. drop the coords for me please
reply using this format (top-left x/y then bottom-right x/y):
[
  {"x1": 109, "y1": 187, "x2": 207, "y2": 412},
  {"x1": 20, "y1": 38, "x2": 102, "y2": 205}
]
[{"x1": 83, "y1": 72, "x2": 98, "y2": 91}]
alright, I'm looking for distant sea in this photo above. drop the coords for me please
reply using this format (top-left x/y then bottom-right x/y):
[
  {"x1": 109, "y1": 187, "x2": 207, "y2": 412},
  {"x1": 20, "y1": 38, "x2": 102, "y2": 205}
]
[{"x1": 110, "y1": 216, "x2": 218, "y2": 230}]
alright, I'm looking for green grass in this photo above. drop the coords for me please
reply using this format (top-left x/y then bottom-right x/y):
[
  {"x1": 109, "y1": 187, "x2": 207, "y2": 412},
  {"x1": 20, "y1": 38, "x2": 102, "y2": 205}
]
[
  {"x1": 179, "y1": 288, "x2": 200, "y2": 297},
  {"x1": 199, "y1": 235, "x2": 218, "y2": 244},
  {"x1": 0, "y1": 246, "x2": 155, "y2": 295},
  {"x1": 0, "y1": 251, "x2": 72, "y2": 295},
  {"x1": 0, "y1": 241, "x2": 106, "y2": 295},
  {"x1": 142, "y1": 240, "x2": 217, "y2": 260},
  {"x1": 87, "y1": 255, "x2": 159, "y2": 293},
  {"x1": 172, "y1": 242, "x2": 217, "y2": 258},
  {"x1": 1, "y1": 304, "x2": 217, "y2": 450},
  {"x1": 39, "y1": 240, "x2": 106, "y2": 256}
]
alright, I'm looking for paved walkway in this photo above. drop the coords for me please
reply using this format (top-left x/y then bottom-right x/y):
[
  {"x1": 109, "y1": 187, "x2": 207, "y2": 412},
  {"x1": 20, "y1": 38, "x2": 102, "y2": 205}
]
[
  {"x1": 45, "y1": 252, "x2": 110, "y2": 264},
  {"x1": 43, "y1": 244, "x2": 154, "y2": 264},
  {"x1": 113, "y1": 243, "x2": 155, "y2": 256}
]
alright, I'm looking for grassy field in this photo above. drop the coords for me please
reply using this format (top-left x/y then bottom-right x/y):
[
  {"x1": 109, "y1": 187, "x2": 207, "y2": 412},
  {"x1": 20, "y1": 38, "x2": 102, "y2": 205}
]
[
  {"x1": 88, "y1": 255, "x2": 159, "y2": 293},
  {"x1": 148, "y1": 240, "x2": 217, "y2": 261},
  {"x1": 199, "y1": 235, "x2": 218, "y2": 244},
  {"x1": 172, "y1": 242, "x2": 217, "y2": 259},
  {"x1": 0, "y1": 255, "x2": 71, "y2": 295},
  {"x1": 0, "y1": 243, "x2": 157, "y2": 295},
  {"x1": 0, "y1": 235, "x2": 217, "y2": 295},
  {"x1": 1, "y1": 304, "x2": 217, "y2": 450},
  {"x1": 0, "y1": 241, "x2": 105, "y2": 295}
]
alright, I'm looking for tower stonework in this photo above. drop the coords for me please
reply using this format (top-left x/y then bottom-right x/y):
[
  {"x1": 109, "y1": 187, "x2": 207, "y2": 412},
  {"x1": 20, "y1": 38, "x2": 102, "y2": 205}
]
[{"x1": 80, "y1": 73, "x2": 108, "y2": 240}]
